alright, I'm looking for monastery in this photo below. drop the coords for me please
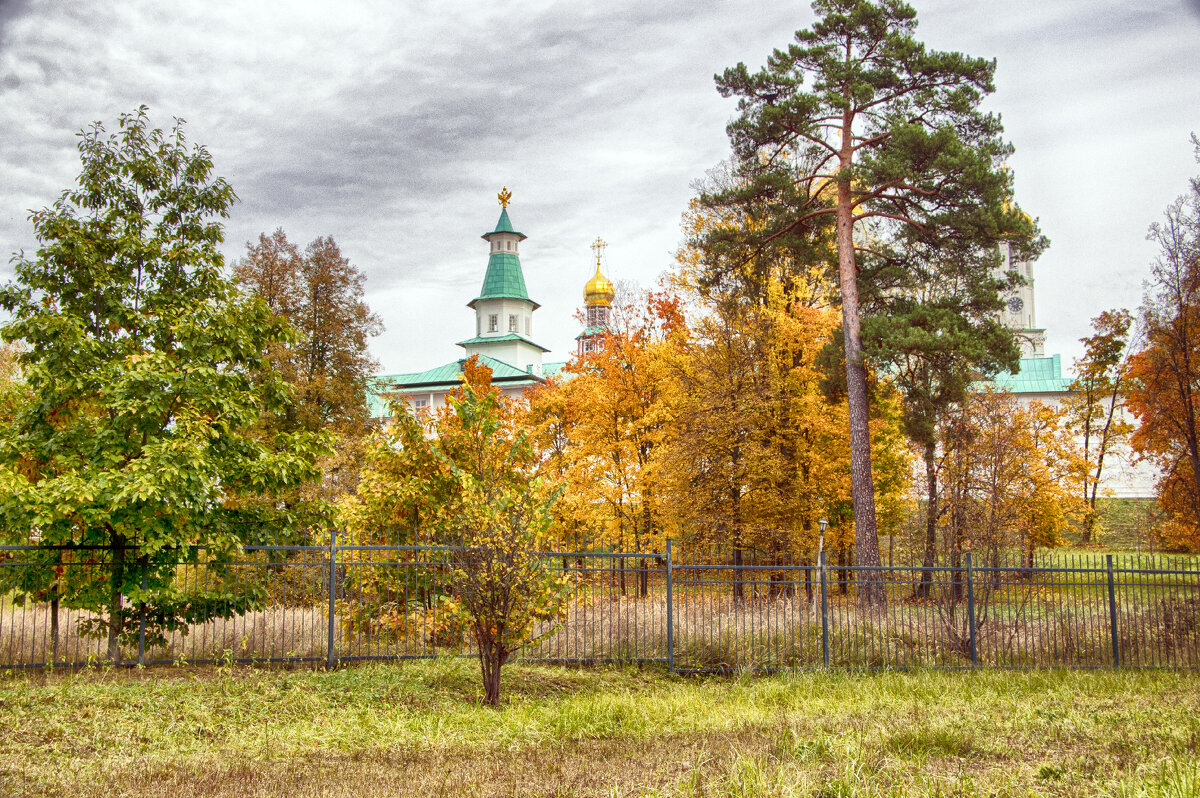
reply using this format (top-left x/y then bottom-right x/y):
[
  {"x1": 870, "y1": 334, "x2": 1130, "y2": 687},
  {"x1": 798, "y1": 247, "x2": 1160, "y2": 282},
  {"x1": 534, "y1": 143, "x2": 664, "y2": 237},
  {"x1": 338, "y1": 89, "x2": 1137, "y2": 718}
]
[
  {"x1": 369, "y1": 189, "x2": 612, "y2": 415},
  {"x1": 370, "y1": 191, "x2": 1156, "y2": 498}
]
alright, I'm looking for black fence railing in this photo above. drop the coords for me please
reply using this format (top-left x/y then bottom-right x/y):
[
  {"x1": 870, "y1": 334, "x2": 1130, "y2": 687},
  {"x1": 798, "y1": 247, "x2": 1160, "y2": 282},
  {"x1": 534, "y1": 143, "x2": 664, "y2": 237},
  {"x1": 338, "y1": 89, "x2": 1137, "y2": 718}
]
[{"x1": 1, "y1": 539, "x2": 1197, "y2": 672}]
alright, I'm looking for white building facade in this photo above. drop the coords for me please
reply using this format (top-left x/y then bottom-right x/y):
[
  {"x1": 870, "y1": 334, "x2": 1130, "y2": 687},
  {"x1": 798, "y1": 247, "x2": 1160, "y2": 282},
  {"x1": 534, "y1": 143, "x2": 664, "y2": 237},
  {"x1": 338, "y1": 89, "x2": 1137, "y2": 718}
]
[{"x1": 993, "y1": 244, "x2": 1156, "y2": 498}]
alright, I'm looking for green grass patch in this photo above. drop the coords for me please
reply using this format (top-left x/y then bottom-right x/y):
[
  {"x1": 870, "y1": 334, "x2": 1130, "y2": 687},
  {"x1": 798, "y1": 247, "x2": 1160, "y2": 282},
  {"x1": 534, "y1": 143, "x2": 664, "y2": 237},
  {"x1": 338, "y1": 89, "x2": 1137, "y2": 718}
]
[{"x1": 1, "y1": 661, "x2": 1198, "y2": 796}]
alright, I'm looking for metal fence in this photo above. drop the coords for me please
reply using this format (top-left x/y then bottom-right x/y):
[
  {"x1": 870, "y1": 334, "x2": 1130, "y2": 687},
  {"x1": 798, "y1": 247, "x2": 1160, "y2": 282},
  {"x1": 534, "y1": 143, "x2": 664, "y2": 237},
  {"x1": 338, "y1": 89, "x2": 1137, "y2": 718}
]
[{"x1": 1, "y1": 538, "x2": 1197, "y2": 672}]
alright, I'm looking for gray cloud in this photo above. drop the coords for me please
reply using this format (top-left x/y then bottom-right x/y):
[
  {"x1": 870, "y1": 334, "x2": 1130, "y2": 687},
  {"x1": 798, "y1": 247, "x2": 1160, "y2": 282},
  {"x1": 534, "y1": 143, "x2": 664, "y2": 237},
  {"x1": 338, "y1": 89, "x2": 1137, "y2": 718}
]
[{"x1": 1, "y1": 0, "x2": 1198, "y2": 371}]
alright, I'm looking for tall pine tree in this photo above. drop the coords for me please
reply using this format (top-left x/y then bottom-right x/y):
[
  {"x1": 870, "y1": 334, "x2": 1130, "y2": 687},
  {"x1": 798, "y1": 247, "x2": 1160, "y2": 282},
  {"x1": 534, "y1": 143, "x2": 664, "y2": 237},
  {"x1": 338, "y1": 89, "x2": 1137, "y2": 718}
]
[{"x1": 713, "y1": 0, "x2": 1039, "y2": 604}]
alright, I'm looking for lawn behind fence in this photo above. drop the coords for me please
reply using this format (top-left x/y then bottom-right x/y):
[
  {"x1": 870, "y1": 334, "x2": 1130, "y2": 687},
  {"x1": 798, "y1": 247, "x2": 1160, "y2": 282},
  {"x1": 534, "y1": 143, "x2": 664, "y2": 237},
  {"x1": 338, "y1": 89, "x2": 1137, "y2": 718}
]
[{"x1": 2, "y1": 661, "x2": 1198, "y2": 797}]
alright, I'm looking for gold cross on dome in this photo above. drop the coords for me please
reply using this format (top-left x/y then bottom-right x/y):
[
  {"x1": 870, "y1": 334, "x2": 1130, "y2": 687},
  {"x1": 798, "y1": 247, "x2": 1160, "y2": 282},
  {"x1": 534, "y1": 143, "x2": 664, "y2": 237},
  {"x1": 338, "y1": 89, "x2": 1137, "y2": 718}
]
[
  {"x1": 497, "y1": 187, "x2": 512, "y2": 208},
  {"x1": 591, "y1": 237, "x2": 607, "y2": 266}
]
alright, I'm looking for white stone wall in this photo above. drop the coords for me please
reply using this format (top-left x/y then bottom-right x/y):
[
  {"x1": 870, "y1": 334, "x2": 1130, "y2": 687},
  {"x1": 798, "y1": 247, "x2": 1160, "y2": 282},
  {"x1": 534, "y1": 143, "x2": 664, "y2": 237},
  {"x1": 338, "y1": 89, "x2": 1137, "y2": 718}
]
[{"x1": 1013, "y1": 391, "x2": 1158, "y2": 499}]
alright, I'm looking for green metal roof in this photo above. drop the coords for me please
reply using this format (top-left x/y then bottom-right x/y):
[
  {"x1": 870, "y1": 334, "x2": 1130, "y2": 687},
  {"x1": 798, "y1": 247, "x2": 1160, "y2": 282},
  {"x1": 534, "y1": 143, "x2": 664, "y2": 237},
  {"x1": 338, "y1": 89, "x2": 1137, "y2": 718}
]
[
  {"x1": 482, "y1": 208, "x2": 525, "y2": 240},
  {"x1": 368, "y1": 356, "x2": 546, "y2": 417},
  {"x1": 468, "y1": 252, "x2": 538, "y2": 307},
  {"x1": 542, "y1": 361, "x2": 569, "y2": 380},
  {"x1": 988, "y1": 354, "x2": 1071, "y2": 394},
  {"x1": 574, "y1": 324, "x2": 611, "y2": 341},
  {"x1": 456, "y1": 332, "x2": 551, "y2": 353}
]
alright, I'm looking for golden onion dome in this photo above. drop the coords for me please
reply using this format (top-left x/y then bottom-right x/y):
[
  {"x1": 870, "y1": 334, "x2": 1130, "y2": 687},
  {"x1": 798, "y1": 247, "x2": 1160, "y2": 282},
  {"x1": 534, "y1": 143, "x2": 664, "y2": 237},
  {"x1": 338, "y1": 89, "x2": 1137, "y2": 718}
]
[{"x1": 584, "y1": 266, "x2": 614, "y2": 307}]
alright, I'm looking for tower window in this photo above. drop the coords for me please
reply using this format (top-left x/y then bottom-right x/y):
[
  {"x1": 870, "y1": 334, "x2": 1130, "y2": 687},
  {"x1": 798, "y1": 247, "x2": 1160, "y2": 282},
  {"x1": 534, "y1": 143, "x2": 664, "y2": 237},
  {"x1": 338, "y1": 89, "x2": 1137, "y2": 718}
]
[
  {"x1": 508, "y1": 314, "x2": 517, "y2": 332},
  {"x1": 506, "y1": 240, "x2": 512, "y2": 251},
  {"x1": 525, "y1": 317, "x2": 531, "y2": 336},
  {"x1": 488, "y1": 314, "x2": 498, "y2": 332}
]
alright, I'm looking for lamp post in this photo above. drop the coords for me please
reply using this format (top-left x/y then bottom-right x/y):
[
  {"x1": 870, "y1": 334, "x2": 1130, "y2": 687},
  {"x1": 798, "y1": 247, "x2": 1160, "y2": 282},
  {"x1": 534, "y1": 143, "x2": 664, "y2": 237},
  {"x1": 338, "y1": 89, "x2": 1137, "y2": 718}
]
[{"x1": 818, "y1": 517, "x2": 828, "y2": 559}]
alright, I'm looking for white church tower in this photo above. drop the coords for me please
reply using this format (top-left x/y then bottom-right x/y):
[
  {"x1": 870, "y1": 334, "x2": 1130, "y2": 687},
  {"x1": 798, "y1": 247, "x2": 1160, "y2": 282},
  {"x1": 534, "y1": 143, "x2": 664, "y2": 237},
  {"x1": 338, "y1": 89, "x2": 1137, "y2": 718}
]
[
  {"x1": 996, "y1": 241, "x2": 1046, "y2": 358},
  {"x1": 457, "y1": 187, "x2": 550, "y2": 375}
]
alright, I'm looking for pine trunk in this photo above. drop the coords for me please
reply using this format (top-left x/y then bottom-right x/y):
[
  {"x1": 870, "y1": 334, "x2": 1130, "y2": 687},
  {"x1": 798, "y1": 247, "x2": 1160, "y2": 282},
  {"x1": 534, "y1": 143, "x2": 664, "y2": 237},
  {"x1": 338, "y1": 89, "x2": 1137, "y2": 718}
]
[
  {"x1": 835, "y1": 149, "x2": 885, "y2": 609},
  {"x1": 915, "y1": 440, "x2": 938, "y2": 598}
]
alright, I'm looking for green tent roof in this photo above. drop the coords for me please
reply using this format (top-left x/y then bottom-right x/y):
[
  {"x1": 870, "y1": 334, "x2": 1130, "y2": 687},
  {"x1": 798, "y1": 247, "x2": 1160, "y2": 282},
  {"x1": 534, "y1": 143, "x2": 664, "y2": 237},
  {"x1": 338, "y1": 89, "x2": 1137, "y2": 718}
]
[
  {"x1": 470, "y1": 209, "x2": 533, "y2": 306},
  {"x1": 482, "y1": 207, "x2": 525, "y2": 239},
  {"x1": 989, "y1": 354, "x2": 1071, "y2": 394},
  {"x1": 468, "y1": 252, "x2": 538, "y2": 307},
  {"x1": 574, "y1": 324, "x2": 612, "y2": 340}
]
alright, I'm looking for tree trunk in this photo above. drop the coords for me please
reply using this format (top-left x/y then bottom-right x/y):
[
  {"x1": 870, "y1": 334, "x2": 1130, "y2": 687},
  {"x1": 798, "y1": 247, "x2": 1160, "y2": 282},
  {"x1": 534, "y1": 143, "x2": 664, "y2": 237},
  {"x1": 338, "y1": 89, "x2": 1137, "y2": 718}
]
[
  {"x1": 731, "y1": 548, "x2": 745, "y2": 602},
  {"x1": 950, "y1": 544, "x2": 962, "y2": 602},
  {"x1": 136, "y1": 553, "x2": 149, "y2": 665},
  {"x1": 51, "y1": 553, "x2": 61, "y2": 666},
  {"x1": 835, "y1": 149, "x2": 885, "y2": 608},
  {"x1": 478, "y1": 637, "x2": 507, "y2": 707},
  {"x1": 50, "y1": 593, "x2": 59, "y2": 666},
  {"x1": 108, "y1": 531, "x2": 126, "y2": 664},
  {"x1": 915, "y1": 440, "x2": 939, "y2": 598}
]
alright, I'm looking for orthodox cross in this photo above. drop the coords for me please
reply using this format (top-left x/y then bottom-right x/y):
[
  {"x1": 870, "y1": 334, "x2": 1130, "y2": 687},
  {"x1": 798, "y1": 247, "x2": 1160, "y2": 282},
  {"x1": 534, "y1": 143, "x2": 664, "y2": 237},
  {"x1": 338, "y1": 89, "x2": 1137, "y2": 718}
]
[{"x1": 591, "y1": 237, "x2": 607, "y2": 268}]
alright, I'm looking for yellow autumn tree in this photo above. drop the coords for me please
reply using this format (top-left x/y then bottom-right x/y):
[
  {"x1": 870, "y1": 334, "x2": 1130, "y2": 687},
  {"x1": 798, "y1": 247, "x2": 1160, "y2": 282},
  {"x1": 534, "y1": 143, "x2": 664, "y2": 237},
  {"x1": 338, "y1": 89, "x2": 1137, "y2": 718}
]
[
  {"x1": 526, "y1": 288, "x2": 682, "y2": 595},
  {"x1": 940, "y1": 390, "x2": 1088, "y2": 569},
  {"x1": 656, "y1": 273, "x2": 911, "y2": 599},
  {"x1": 340, "y1": 358, "x2": 571, "y2": 706},
  {"x1": 657, "y1": 171, "x2": 911, "y2": 604}
]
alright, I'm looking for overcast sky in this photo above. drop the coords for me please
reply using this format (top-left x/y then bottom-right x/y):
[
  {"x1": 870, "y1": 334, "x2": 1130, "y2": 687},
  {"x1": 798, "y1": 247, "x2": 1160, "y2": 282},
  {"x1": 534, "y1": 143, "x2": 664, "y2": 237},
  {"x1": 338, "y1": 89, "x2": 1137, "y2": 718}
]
[{"x1": 2, "y1": 0, "x2": 1199, "y2": 374}]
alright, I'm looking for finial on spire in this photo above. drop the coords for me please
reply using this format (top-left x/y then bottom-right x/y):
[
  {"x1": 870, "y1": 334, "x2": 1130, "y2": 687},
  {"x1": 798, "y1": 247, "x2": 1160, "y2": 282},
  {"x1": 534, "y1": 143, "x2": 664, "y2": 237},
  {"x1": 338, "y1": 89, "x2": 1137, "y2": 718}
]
[
  {"x1": 498, "y1": 186, "x2": 512, "y2": 209},
  {"x1": 591, "y1": 237, "x2": 607, "y2": 269}
]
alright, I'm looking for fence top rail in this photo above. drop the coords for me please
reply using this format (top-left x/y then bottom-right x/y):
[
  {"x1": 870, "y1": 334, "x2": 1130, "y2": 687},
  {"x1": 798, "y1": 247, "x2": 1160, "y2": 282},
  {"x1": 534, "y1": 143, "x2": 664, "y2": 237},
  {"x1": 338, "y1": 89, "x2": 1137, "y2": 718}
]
[{"x1": 1, "y1": 543, "x2": 1197, "y2": 576}]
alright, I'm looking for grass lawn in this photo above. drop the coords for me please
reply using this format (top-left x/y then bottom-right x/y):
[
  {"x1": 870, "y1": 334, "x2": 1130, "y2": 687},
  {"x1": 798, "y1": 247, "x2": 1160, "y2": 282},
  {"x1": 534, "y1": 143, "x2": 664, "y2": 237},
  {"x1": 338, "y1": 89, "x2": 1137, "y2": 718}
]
[{"x1": 2, "y1": 660, "x2": 1198, "y2": 797}]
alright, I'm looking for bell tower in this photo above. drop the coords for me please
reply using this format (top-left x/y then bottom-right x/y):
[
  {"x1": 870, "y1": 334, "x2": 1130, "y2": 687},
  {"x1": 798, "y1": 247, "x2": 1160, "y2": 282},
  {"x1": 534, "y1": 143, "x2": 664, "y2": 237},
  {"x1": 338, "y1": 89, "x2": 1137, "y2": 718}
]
[
  {"x1": 459, "y1": 188, "x2": 550, "y2": 374},
  {"x1": 577, "y1": 237, "x2": 615, "y2": 356},
  {"x1": 997, "y1": 240, "x2": 1046, "y2": 358}
]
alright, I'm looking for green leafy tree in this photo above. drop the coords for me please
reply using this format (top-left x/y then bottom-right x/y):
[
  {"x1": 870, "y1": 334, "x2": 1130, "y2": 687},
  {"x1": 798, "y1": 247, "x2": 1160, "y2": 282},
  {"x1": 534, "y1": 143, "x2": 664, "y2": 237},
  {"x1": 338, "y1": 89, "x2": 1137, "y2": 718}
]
[
  {"x1": 714, "y1": 0, "x2": 1035, "y2": 604},
  {"x1": 863, "y1": 237, "x2": 1029, "y2": 595},
  {"x1": 1064, "y1": 309, "x2": 1135, "y2": 543},
  {"x1": 0, "y1": 108, "x2": 329, "y2": 662}
]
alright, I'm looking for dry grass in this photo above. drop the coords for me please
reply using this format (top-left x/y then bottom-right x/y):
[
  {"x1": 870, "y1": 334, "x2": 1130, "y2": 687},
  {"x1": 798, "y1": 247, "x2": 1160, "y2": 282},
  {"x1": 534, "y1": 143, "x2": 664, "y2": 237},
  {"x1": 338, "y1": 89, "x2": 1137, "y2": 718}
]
[{"x1": 1, "y1": 662, "x2": 1198, "y2": 797}]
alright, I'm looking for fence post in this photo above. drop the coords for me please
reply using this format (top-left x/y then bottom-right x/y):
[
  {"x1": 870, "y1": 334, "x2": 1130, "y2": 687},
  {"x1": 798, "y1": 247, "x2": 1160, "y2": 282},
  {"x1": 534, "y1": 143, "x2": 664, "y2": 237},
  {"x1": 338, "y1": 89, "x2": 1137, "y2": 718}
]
[
  {"x1": 665, "y1": 539, "x2": 674, "y2": 674},
  {"x1": 137, "y1": 559, "x2": 147, "y2": 667},
  {"x1": 965, "y1": 552, "x2": 977, "y2": 668},
  {"x1": 327, "y1": 527, "x2": 337, "y2": 670},
  {"x1": 819, "y1": 551, "x2": 830, "y2": 668},
  {"x1": 1106, "y1": 554, "x2": 1120, "y2": 668}
]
